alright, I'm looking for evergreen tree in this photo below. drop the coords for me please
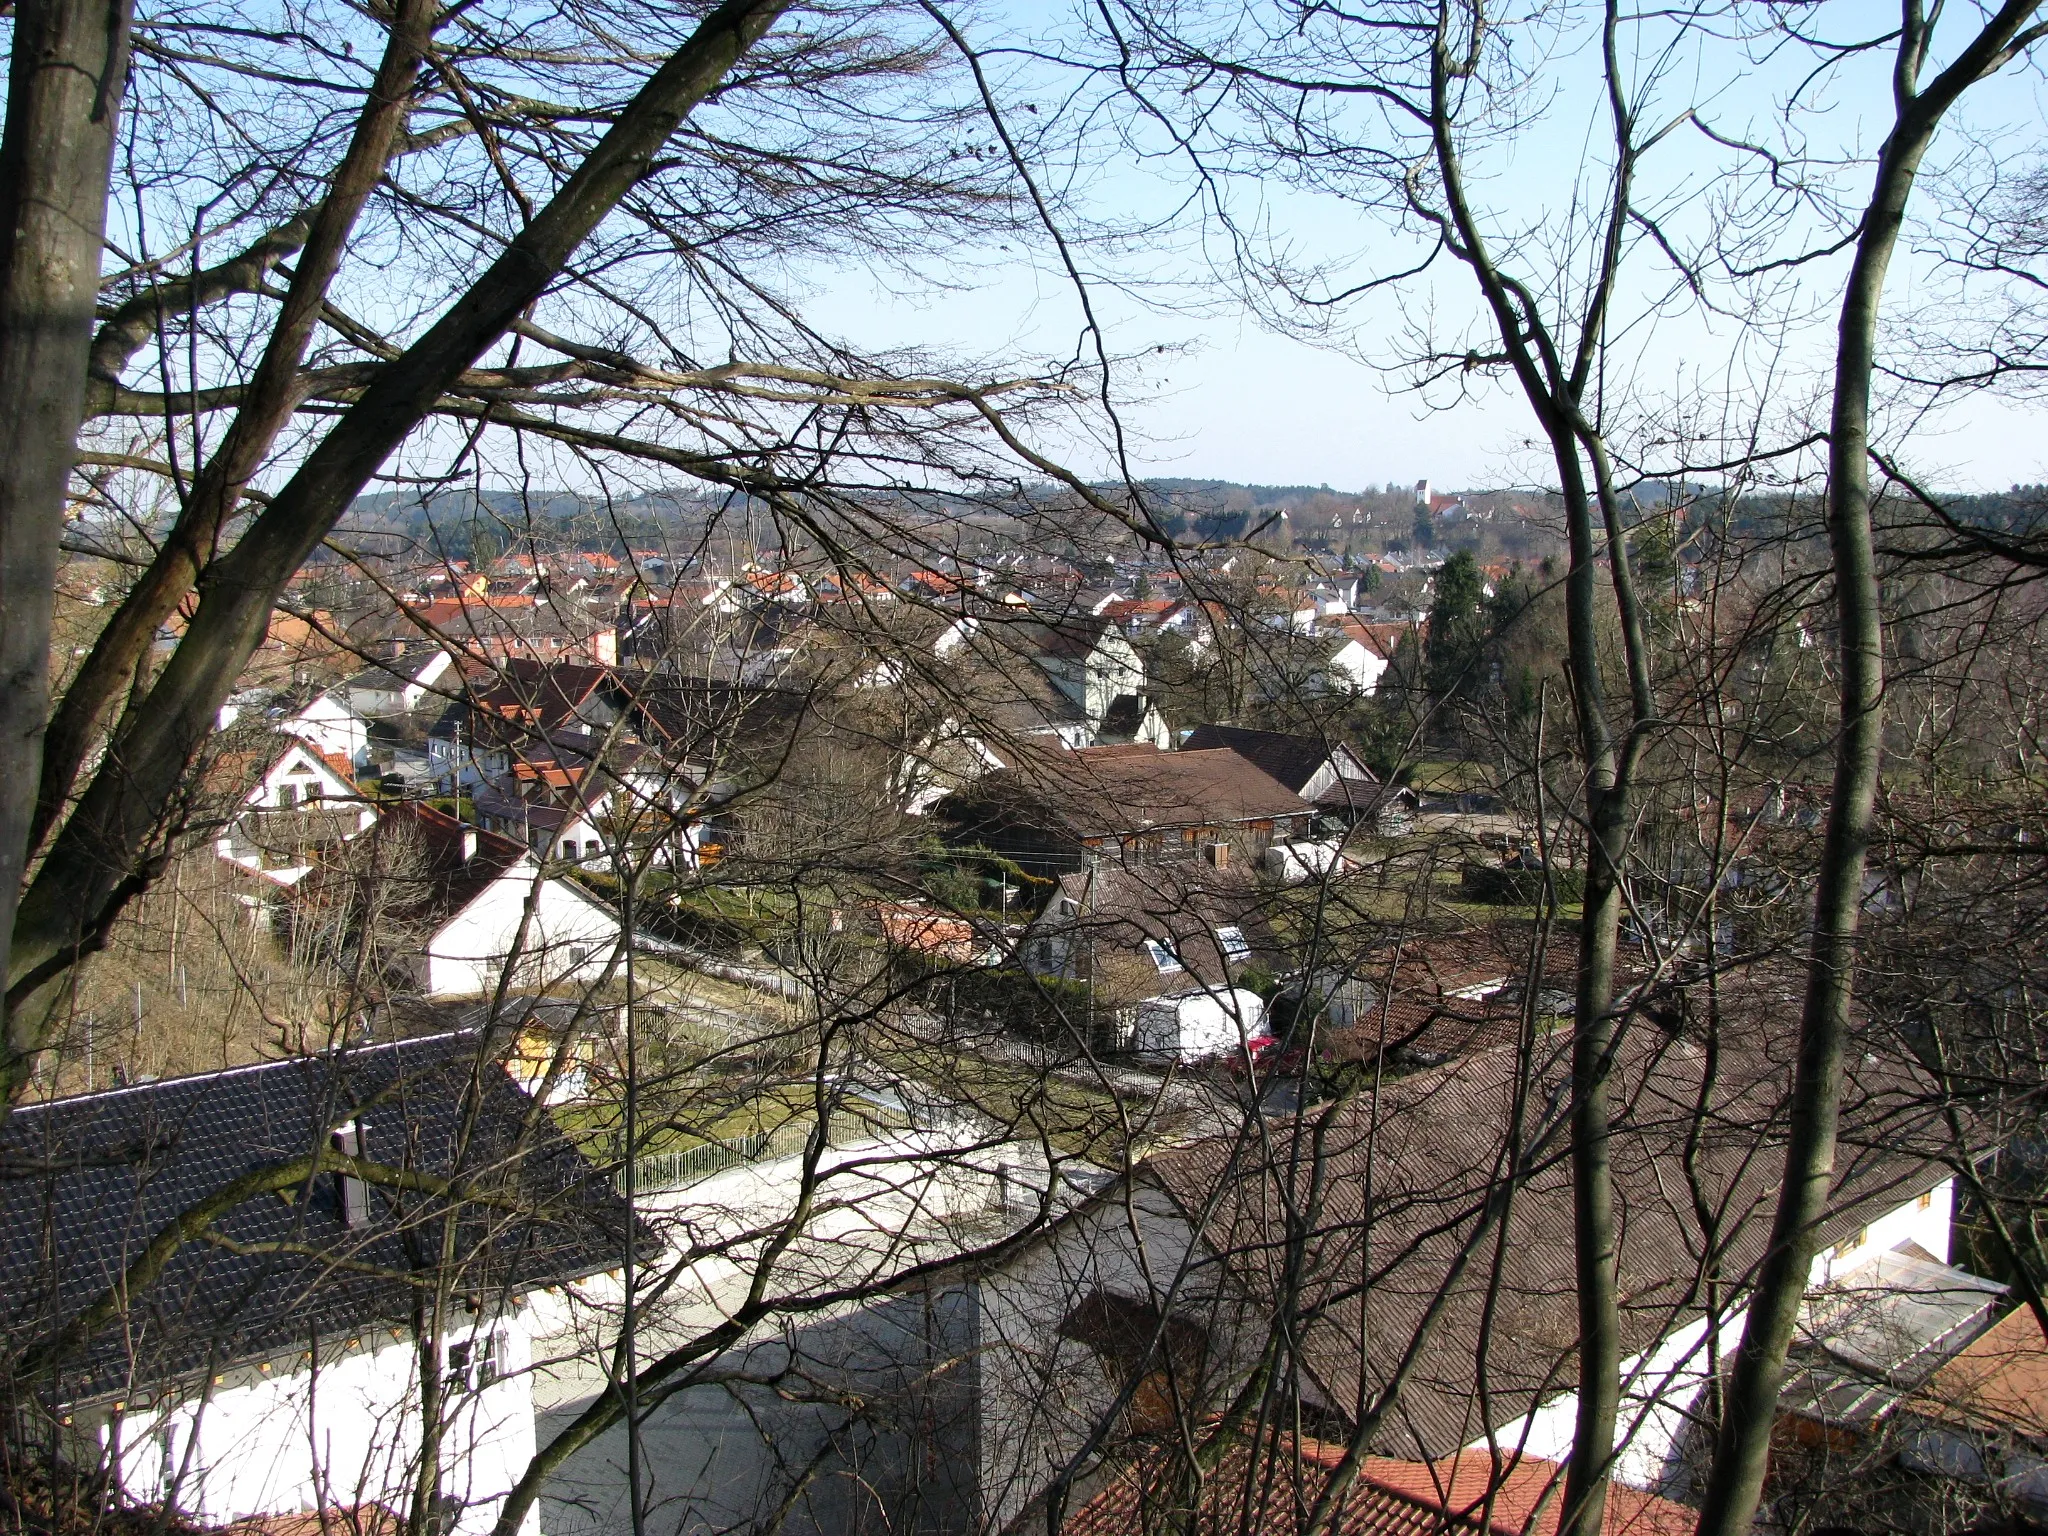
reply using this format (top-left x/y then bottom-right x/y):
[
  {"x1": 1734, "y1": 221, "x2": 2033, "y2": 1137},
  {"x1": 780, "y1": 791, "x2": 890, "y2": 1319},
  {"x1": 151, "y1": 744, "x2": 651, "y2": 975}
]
[{"x1": 1424, "y1": 549, "x2": 1486, "y2": 700}]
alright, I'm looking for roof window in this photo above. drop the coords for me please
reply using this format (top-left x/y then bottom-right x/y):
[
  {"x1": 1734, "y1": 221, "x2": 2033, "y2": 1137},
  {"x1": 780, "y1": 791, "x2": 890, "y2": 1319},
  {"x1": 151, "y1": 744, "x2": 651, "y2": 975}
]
[{"x1": 1142, "y1": 939, "x2": 1183, "y2": 974}]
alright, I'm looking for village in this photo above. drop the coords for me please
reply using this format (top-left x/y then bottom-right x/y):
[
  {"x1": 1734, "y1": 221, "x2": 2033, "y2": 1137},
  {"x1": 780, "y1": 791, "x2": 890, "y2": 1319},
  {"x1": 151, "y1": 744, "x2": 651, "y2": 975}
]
[
  {"x1": 2, "y1": 3, "x2": 2046, "y2": 1535},
  {"x1": 6, "y1": 484, "x2": 2044, "y2": 1536}
]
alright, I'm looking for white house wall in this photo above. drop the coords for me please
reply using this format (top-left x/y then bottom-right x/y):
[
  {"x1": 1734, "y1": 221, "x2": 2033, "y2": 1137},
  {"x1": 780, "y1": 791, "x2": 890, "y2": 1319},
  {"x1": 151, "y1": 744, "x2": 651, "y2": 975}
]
[
  {"x1": 94, "y1": 1316, "x2": 538, "y2": 1536},
  {"x1": 1327, "y1": 640, "x2": 1391, "y2": 697},
  {"x1": 423, "y1": 867, "x2": 622, "y2": 998},
  {"x1": 1131, "y1": 989, "x2": 1266, "y2": 1062},
  {"x1": 214, "y1": 744, "x2": 375, "y2": 885},
  {"x1": 975, "y1": 1179, "x2": 1249, "y2": 1534},
  {"x1": 529, "y1": 1127, "x2": 1047, "y2": 1536},
  {"x1": 1474, "y1": 1178, "x2": 1957, "y2": 1496},
  {"x1": 287, "y1": 696, "x2": 372, "y2": 768}
]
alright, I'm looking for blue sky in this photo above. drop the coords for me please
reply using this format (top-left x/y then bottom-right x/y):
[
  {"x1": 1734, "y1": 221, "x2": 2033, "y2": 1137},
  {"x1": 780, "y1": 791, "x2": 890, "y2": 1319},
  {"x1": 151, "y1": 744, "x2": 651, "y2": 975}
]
[{"x1": 805, "y1": 1, "x2": 2048, "y2": 494}]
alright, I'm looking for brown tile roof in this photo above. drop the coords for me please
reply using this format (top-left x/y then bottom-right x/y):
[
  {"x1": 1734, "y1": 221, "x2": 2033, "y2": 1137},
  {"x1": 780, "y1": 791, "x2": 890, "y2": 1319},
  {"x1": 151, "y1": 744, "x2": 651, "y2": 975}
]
[
  {"x1": 873, "y1": 901, "x2": 980, "y2": 961},
  {"x1": 982, "y1": 745, "x2": 1313, "y2": 839},
  {"x1": 294, "y1": 802, "x2": 531, "y2": 932},
  {"x1": 461, "y1": 658, "x2": 613, "y2": 731},
  {"x1": 1062, "y1": 1436, "x2": 1695, "y2": 1536},
  {"x1": 1914, "y1": 1303, "x2": 2048, "y2": 1440},
  {"x1": 217, "y1": 1507, "x2": 401, "y2": 1536},
  {"x1": 1183, "y1": 723, "x2": 1375, "y2": 799},
  {"x1": 1032, "y1": 864, "x2": 1276, "y2": 995},
  {"x1": 1147, "y1": 1009, "x2": 1947, "y2": 1459},
  {"x1": 1102, "y1": 598, "x2": 1178, "y2": 622}
]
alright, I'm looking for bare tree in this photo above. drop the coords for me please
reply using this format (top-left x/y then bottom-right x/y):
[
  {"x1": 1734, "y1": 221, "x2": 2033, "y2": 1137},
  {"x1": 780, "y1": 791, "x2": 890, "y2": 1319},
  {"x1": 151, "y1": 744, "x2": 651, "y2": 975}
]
[{"x1": 0, "y1": 0, "x2": 133, "y2": 1025}]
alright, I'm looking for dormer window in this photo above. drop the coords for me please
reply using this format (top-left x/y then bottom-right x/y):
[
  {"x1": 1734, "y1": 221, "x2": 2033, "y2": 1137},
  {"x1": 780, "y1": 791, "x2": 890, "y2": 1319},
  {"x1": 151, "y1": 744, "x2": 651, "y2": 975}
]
[
  {"x1": 331, "y1": 1121, "x2": 370, "y2": 1228},
  {"x1": 1142, "y1": 939, "x2": 1182, "y2": 974}
]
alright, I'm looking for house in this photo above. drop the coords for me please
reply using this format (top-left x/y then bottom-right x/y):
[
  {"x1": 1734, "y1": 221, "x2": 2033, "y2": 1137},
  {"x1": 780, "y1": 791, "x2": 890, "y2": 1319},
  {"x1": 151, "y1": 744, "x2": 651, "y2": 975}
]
[
  {"x1": 974, "y1": 613, "x2": 1170, "y2": 751},
  {"x1": 1020, "y1": 614, "x2": 1151, "y2": 733},
  {"x1": 214, "y1": 736, "x2": 378, "y2": 887},
  {"x1": 1098, "y1": 597, "x2": 1178, "y2": 636},
  {"x1": 471, "y1": 766, "x2": 619, "y2": 869},
  {"x1": 305, "y1": 803, "x2": 623, "y2": 998},
  {"x1": 1320, "y1": 615, "x2": 1412, "y2": 696},
  {"x1": 1019, "y1": 863, "x2": 1274, "y2": 1060},
  {"x1": 1096, "y1": 596, "x2": 1207, "y2": 644},
  {"x1": 467, "y1": 738, "x2": 700, "y2": 872},
  {"x1": 968, "y1": 1007, "x2": 1968, "y2": 1528},
  {"x1": 892, "y1": 616, "x2": 1173, "y2": 809},
  {"x1": 427, "y1": 660, "x2": 625, "y2": 791},
  {"x1": 1896, "y1": 1301, "x2": 2048, "y2": 1511},
  {"x1": 283, "y1": 691, "x2": 372, "y2": 769},
  {"x1": 1182, "y1": 723, "x2": 1381, "y2": 818},
  {"x1": 1060, "y1": 1434, "x2": 1697, "y2": 1536},
  {"x1": 0, "y1": 1033, "x2": 630, "y2": 1536},
  {"x1": 1776, "y1": 1245, "x2": 2009, "y2": 1445},
  {"x1": 527, "y1": 1077, "x2": 1065, "y2": 1536},
  {"x1": 941, "y1": 743, "x2": 1316, "y2": 880},
  {"x1": 343, "y1": 646, "x2": 457, "y2": 720}
]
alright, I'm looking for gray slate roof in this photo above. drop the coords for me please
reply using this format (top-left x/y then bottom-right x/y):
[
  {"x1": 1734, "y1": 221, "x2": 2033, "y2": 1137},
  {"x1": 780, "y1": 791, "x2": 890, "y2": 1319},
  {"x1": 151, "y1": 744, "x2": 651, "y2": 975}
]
[{"x1": 0, "y1": 1032, "x2": 629, "y2": 1402}]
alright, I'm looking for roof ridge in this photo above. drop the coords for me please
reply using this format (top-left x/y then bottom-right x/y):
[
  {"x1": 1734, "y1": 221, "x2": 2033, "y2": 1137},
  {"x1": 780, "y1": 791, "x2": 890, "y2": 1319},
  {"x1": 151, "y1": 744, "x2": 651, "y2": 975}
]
[{"x1": 9, "y1": 1029, "x2": 479, "y2": 1115}]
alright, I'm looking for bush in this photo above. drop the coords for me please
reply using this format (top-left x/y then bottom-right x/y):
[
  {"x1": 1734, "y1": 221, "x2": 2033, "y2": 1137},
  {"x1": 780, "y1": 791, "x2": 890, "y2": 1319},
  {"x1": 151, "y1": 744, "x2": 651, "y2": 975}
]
[
  {"x1": 934, "y1": 968, "x2": 1097, "y2": 1037},
  {"x1": 1460, "y1": 862, "x2": 1583, "y2": 905}
]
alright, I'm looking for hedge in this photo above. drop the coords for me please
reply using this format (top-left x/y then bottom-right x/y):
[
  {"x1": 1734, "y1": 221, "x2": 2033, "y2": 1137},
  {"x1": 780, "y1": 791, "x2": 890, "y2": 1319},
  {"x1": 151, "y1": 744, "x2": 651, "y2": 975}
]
[{"x1": 1460, "y1": 862, "x2": 1584, "y2": 905}]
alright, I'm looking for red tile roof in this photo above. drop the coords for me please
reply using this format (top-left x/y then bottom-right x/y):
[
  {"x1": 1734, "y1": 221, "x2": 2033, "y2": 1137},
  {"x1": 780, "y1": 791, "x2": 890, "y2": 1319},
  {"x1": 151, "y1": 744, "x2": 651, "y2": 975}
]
[
  {"x1": 1327, "y1": 615, "x2": 1414, "y2": 660},
  {"x1": 1063, "y1": 1437, "x2": 1695, "y2": 1536},
  {"x1": 1914, "y1": 1303, "x2": 2048, "y2": 1439}
]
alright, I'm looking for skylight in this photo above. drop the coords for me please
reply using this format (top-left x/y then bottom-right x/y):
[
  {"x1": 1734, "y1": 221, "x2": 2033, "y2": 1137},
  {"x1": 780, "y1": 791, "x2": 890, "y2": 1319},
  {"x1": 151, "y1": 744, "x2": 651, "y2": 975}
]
[
  {"x1": 1142, "y1": 939, "x2": 1183, "y2": 974},
  {"x1": 1215, "y1": 925, "x2": 1251, "y2": 962}
]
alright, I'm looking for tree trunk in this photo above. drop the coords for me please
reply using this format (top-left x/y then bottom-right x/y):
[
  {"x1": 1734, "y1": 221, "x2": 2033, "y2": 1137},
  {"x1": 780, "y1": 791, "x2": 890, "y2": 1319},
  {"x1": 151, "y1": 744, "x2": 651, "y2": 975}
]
[
  {"x1": 26, "y1": 0, "x2": 435, "y2": 861},
  {"x1": 1693, "y1": 6, "x2": 2046, "y2": 1530},
  {"x1": 2, "y1": 0, "x2": 793, "y2": 1104},
  {"x1": 0, "y1": 0, "x2": 131, "y2": 1079}
]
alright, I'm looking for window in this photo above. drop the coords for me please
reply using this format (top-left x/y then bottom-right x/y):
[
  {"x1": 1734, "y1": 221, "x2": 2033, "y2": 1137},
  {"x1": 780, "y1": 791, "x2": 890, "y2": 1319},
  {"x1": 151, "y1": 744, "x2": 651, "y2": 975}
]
[
  {"x1": 304, "y1": 782, "x2": 322, "y2": 804},
  {"x1": 566, "y1": 945, "x2": 590, "y2": 971},
  {"x1": 1215, "y1": 926, "x2": 1251, "y2": 963},
  {"x1": 1142, "y1": 939, "x2": 1182, "y2": 974},
  {"x1": 1918, "y1": 1190, "x2": 1935, "y2": 1211},
  {"x1": 446, "y1": 1332, "x2": 502, "y2": 1394},
  {"x1": 1056, "y1": 1290, "x2": 1208, "y2": 1435},
  {"x1": 330, "y1": 1122, "x2": 370, "y2": 1228},
  {"x1": 276, "y1": 782, "x2": 297, "y2": 809}
]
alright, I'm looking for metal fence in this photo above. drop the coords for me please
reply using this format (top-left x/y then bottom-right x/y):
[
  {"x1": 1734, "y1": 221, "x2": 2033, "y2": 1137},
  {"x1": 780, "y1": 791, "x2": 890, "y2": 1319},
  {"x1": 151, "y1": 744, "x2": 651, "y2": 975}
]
[{"x1": 617, "y1": 1124, "x2": 807, "y2": 1194}]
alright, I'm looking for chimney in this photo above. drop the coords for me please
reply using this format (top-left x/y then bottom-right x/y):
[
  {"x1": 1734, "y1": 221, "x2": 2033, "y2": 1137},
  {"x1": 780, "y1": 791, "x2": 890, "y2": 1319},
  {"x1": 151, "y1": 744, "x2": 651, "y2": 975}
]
[
  {"x1": 462, "y1": 827, "x2": 478, "y2": 862},
  {"x1": 331, "y1": 1121, "x2": 370, "y2": 1228},
  {"x1": 1205, "y1": 841, "x2": 1229, "y2": 869}
]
